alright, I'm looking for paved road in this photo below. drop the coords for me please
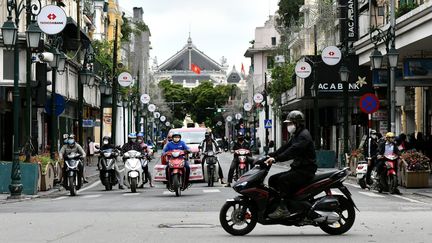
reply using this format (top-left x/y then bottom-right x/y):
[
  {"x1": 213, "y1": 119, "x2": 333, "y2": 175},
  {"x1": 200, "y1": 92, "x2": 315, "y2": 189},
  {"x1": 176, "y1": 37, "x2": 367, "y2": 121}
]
[{"x1": 1, "y1": 152, "x2": 432, "y2": 243}]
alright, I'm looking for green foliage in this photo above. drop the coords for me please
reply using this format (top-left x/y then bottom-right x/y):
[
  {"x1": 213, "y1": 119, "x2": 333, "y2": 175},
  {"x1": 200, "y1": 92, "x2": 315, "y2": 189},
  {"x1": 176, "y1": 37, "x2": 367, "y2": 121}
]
[
  {"x1": 268, "y1": 63, "x2": 295, "y2": 117},
  {"x1": 92, "y1": 40, "x2": 114, "y2": 76},
  {"x1": 134, "y1": 21, "x2": 151, "y2": 36},
  {"x1": 276, "y1": 0, "x2": 304, "y2": 29},
  {"x1": 121, "y1": 14, "x2": 133, "y2": 42},
  {"x1": 396, "y1": 2, "x2": 419, "y2": 18}
]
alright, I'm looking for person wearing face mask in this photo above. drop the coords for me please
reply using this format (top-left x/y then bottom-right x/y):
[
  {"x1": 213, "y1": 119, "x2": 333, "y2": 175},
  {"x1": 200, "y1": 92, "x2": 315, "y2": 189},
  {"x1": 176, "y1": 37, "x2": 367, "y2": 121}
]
[
  {"x1": 163, "y1": 132, "x2": 192, "y2": 186},
  {"x1": 376, "y1": 132, "x2": 401, "y2": 194},
  {"x1": 99, "y1": 136, "x2": 124, "y2": 189},
  {"x1": 59, "y1": 134, "x2": 87, "y2": 185},
  {"x1": 363, "y1": 130, "x2": 379, "y2": 185},
  {"x1": 225, "y1": 132, "x2": 253, "y2": 187},
  {"x1": 199, "y1": 131, "x2": 226, "y2": 184},
  {"x1": 121, "y1": 133, "x2": 143, "y2": 155},
  {"x1": 264, "y1": 110, "x2": 317, "y2": 219}
]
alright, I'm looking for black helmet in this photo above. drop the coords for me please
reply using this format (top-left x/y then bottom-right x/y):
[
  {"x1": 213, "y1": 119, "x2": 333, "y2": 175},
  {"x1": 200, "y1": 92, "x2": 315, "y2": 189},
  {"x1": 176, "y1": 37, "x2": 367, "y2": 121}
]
[
  {"x1": 237, "y1": 132, "x2": 244, "y2": 139},
  {"x1": 284, "y1": 110, "x2": 305, "y2": 125},
  {"x1": 205, "y1": 131, "x2": 211, "y2": 138}
]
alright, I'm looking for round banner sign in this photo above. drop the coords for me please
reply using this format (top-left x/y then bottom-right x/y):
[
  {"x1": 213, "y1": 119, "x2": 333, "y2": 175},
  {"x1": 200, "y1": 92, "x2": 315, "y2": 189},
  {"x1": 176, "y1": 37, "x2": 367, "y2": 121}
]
[
  {"x1": 217, "y1": 121, "x2": 223, "y2": 126},
  {"x1": 160, "y1": 115, "x2": 166, "y2": 122},
  {"x1": 253, "y1": 93, "x2": 264, "y2": 103},
  {"x1": 226, "y1": 115, "x2": 233, "y2": 122},
  {"x1": 243, "y1": 102, "x2": 252, "y2": 112},
  {"x1": 147, "y1": 104, "x2": 156, "y2": 112},
  {"x1": 295, "y1": 61, "x2": 312, "y2": 79},
  {"x1": 140, "y1": 94, "x2": 150, "y2": 104},
  {"x1": 118, "y1": 72, "x2": 133, "y2": 87},
  {"x1": 165, "y1": 121, "x2": 171, "y2": 127},
  {"x1": 154, "y1": 112, "x2": 161, "y2": 119},
  {"x1": 321, "y1": 46, "x2": 342, "y2": 66},
  {"x1": 235, "y1": 113, "x2": 242, "y2": 120},
  {"x1": 37, "y1": 5, "x2": 67, "y2": 35}
]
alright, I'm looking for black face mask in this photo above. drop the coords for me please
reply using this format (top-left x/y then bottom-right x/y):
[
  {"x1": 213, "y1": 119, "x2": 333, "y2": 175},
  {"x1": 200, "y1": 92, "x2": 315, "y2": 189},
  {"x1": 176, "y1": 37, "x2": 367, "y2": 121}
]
[{"x1": 238, "y1": 138, "x2": 244, "y2": 142}]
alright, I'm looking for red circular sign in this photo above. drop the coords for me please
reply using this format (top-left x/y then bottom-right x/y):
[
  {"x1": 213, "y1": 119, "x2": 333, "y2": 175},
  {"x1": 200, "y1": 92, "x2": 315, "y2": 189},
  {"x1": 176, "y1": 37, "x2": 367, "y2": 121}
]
[{"x1": 359, "y1": 93, "x2": 380, "y2": 114}]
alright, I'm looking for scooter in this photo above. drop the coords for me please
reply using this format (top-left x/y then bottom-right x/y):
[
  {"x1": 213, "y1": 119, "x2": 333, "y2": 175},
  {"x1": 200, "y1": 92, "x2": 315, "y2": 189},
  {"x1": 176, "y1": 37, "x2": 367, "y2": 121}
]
[
  {"x1": 203, "y1": 150, "x2": 220, "y2": 187},
  {"x1": 166, "y1": 150, "x2": 188, "y2": 197},
  {"x1": 64, "y1": 152, "x2": 83, "y2": 196},
  {"x1": 233, "y1": 148, "x2": 251, "y2": 180},
  {"x1": 123, "y1": 150, "x2": 144, "y2": 193},
  {"x1": 355, "y1": 160, "x2": 368, "y2": 189},
  {"x1": 99, "y1": 148, "x2": 119, "y2": 191},
  {"x1": 220, "y1": 157, "x2": 358, "y2": 236},
  {"x1": 373, "y1": 153, "x2": 398, "y2": 194}
]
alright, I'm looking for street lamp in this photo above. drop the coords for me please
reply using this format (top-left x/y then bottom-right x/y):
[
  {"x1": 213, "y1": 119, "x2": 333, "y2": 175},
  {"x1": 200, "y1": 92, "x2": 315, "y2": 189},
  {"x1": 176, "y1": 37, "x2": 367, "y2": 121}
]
[
  {"x1": 369, "y1": 48, "x2": 383, "y2": 70},
  {"x1": 339, "y1": 64, "x2": 350, "y2": 168},
  {"x1": 25, "y1": 20, "x2": 42, "y2": 49},
  {"x1": 2, "y1": 0, "x2": 42, "y2": 198}
]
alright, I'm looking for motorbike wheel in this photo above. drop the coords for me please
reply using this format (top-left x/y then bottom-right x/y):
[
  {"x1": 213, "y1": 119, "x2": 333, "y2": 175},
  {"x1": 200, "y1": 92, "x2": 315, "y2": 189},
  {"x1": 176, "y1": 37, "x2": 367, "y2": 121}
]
[
  {"x1": 388, "y1": 174, "x2": 397, "y2": 194},
  {"x1": 173, "y1": 174, "x2": 181, "y2": 197},
  {"x1": 359, "y1": 178, "x2": 367, "y2": 189},
  {"x1": 68, "y1": 176, "x2": 77, "y2": 196},
  {"x1": 239, "y1": 168, "x2": 245, "y2": 178},
  {"x1": 130, "y1": 178, "x2": 137, "y2": 193},
  {"x1": 208, "y1": 168, "x2": 214, "y2": 187},
  {"x1": 319, "y1": 196, "x2": 355, "y2": 235},
  {"x1": 103, "y1": 177, "x2": 111, "y2": 191},
  {"x1": 219, "y1": 201, "x2": 257, "y2": 236}
]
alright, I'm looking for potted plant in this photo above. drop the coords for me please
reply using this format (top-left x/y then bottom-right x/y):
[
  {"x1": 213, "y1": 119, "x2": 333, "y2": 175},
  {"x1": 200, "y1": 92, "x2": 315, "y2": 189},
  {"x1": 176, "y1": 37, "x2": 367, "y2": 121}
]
[
  {"x1": 33, "y1": 153, "x2": 56, "y2": 191},
  {"x1": 349, "y1": 148, "x2": 364, "y2": 175},
  {"x1": 399, "y1": 151, "x2": 431, "y2": 188},
  {"x1": 0, "y1": 156, "x2": 39, "y2": 195}
]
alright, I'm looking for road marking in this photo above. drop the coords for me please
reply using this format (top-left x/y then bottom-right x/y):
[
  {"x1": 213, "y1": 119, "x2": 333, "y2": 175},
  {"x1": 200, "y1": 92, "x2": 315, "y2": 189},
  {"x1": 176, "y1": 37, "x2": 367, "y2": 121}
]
[
  {"x1": 391, "y1": 194, "x2": 428, "y2": 205},
  {"x1": 78, "y1": 181, "x2": 101, "y2": 193},
  {"x1": 203, "y1": 189, "x2": 220, "y2": 193},
  {"x1": 81, "y1": 194, "x2": 102, "y2": 199},
  {"x1": 163, "y1": 191, "x2": 173, "y2": 195},
  {"x1": 51, "y1": 196, "x2": 67, "y2": 201},
  {"x1": 122, "y1": 193, "x2": 141, "y2": 196},
  {"x1": 358, "y1": 191, "x2": 385, "y2": 198}
]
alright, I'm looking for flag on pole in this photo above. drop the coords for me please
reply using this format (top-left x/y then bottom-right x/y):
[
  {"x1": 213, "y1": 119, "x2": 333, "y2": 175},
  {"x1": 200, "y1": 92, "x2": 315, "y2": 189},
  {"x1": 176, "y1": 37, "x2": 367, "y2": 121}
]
[
  {"x1": 191, "y1": 63, "x2": 201, "y2": 74},
  {"x1": 241, "y1": 63, "x2": 246, "y2": 77}
]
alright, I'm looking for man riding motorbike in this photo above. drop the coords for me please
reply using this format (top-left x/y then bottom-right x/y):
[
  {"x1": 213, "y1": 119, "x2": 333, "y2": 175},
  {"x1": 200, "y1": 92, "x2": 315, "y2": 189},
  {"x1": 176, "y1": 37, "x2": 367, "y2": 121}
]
[
  {"x1": 225, "y1": 132, "x2": 253, "y2": 187},
  {"x1": 363, "y1": 129, "x2": 379, "y2": 185},
  {"x1": 121, "y1": 133, "x2": 143, "y2": 154},
  {"x1": 264, "y1": 110, "x2": 317, "y2": 219},
  {"x1": 59, "y1": 134, "x2": 87, "y2": 185},
  {"x1": 99, "y1": 136, "x2": 124, "y2": 189},
  {"x1": 137, "y1": 132, "x2": 153, "y2": 187},
  {"x1": 162, "y1": 132, "x2": 192, "y2": 186},
  {"x1": 199, "y1": 131, "x2": 226, "y2": 185},
  {"x1": 376, "y1": 132, "x2": 401, "y2": 194}
]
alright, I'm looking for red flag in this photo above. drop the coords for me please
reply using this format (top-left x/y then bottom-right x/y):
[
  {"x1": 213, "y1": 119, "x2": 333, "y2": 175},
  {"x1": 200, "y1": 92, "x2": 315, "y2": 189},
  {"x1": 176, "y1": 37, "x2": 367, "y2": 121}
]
[
  {"x1": 241, "y1": 63, "x2": 246, "y2": 77},
  {"x1": 191, "y1": 63, "x2": 201, "y2": 74}
]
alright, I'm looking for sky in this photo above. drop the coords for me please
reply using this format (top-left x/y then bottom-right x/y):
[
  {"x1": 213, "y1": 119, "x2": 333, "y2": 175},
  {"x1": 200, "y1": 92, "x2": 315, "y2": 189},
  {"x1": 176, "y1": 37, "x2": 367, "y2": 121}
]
[{"x1": 118, "y1": 0, "x2": 279, "y2": 71}]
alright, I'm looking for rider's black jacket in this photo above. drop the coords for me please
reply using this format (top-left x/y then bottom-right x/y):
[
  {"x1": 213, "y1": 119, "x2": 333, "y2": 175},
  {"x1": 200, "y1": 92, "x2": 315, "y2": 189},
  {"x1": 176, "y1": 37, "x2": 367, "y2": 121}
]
[
  {"x1": 269, "y1": 127, "x2": 317, "y2": 173},
  {"x1": 377, "y1": 141, "x2": 400, "y2": 158},
  {"x1": 232, "y1": 141, "x2": 251, "y2": 151},
  {"x1": 121, "y1": 142, "x2": 144, "y2": 154}
]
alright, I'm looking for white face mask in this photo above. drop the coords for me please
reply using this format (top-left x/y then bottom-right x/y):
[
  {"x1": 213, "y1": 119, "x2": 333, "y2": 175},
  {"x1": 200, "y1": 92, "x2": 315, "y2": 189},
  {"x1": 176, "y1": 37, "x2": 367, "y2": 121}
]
[
  {"x1": 287, "y1": 125, "x2": 296, "y2": 134},
  {"x1": 173, "y1": 137, "x2": 180, "y2": 143},
  {"x1": 103, "y1": 140, "x2": 109, "y2": 145},
  {"x1": 371, "y1": 135, "x2": 377, "y2": 139}
]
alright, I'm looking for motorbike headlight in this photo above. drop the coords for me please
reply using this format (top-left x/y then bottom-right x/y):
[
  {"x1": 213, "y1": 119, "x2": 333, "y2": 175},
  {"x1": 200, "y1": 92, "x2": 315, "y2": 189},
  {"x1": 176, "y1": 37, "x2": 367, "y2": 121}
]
[
  {"x1": 172, "y1": 151, "x2": 180, "y2": 158},
  {"x1": 208, "y1": 151, "x2": 214, "y2": 156},
  {"x1": 104, "y1": 152, "x2": 112, "y2": 157}
]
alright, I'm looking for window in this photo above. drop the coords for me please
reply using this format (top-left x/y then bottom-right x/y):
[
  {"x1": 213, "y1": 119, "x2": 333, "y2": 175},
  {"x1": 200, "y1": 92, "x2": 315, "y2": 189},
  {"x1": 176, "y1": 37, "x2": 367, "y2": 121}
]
[
  {"x1": 3, "y1": 50, "x2": 14, "y2": 80},
  {"x1": 271, "y1": 37, "x2": 276, "y2": 46}
]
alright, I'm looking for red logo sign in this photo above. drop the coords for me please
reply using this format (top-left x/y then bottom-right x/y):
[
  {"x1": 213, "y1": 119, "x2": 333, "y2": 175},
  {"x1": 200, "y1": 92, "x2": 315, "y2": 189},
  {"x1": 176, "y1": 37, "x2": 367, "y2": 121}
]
[
  {"x1": 329, "y1": 51, "x2": 335, "y2": 56},
  {"x1": 47, "y1": 13, "x2": 57, "y2": 20},
  {"x1": 301, "y1": 67, "x2": 306, "y2": 70}
]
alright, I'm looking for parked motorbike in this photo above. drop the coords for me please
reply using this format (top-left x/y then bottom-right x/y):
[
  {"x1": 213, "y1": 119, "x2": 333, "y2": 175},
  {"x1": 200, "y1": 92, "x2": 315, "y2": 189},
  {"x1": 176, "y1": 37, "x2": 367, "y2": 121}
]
[
  {"x1": 372, "y1": 153, "x2": 398, "y2": 194},
  {"x1": 203, "y1": 150, "x2": 220, "y2": 187},
  {"x1": 233, "y1": 149, "x2": 251, "y2": 181},
  {"x1": 123, "y1": 150, "x2": 144, "y2": 193},
  {"x1": 64, "y1": 152, "x2": 83, "y2": 196},
  {"x1": 219, "y1": 157, "x2": 358, "y2": 236},
  {"x1": 99, "y1": 148, "x2": 119, "y2": 191},
  {"x1": 355, "y1": 160, "x2": 368, "y2": 189},
  {"x1": 166, "y1": 149, "x2": 188, "y2": 196}
]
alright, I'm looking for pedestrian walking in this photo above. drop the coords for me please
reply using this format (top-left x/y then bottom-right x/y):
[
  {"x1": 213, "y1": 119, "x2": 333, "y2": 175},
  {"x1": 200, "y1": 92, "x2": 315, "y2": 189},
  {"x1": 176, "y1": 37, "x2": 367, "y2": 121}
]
[{"x1": 85, "y1": 137, "x2": 95, "y2": 166}]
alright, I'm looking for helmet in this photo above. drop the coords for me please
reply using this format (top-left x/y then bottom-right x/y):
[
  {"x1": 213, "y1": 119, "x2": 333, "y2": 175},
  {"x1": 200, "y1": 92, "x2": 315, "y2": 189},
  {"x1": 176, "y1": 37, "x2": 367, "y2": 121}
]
[
  {"x1": 128, "y1": 133, "x2": 137, "y2": 139},
  {"x1": 67, "y1": 134, "x2": 76, "y2": 146},
  {"x1": 237, "y1": 131, "x2": 244, "y2": 138},
  {"x1": 385, "y1": 132, "x2": 395, "y2": 139},
  {"x1": 137, "y1": 132, "x2": 144, "y2": 138},
  {"x1": 172, "y1": 132, "x2": 181, "y2": 143},
  {"x1": 102, "y1": 136, "x2": 111, "y2": 145},
  {"x1": 284, "y1": 110, "x2": 305, "y2": 125},
  {"x1": 370, "y1": 129, "x2": 377, "y2": 135},
  {"x1": 205, "y1": 131, "x2": 211, "y2": 138}
]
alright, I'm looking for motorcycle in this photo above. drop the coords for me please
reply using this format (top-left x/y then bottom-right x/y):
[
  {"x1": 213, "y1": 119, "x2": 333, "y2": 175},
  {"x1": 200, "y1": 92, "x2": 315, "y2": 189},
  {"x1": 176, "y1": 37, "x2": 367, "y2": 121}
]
[
  {"x1": 140, "y1": 152, "x2": 151, "y2": 187},
  {"x1": 99, "y1": 148, "x2": 119, "y2": 191},
  {"x1": 355, "y1": 160, "x2": 368, "y2": 189},
  {"x1": 372, "y1": 153, "x2": 398, "y2": 194},
  {"x1": 233, "y1": 149, "x2": 251, "y2": 181},
  {"x1": 64, "y1": 152, "x2": 83, "y2": 196},
  {"x1": 202, "y1": 150, "x2": 220, "y2": 187},
  {"x1": 123, "y1": 150, "x2": 145, "y2": 193},
  {"x1": 219, "y1": 158, "x2": 358, "y2": 236},
  {"x1": 166, "y1": 149, "x2": 188, "y2": 197}
]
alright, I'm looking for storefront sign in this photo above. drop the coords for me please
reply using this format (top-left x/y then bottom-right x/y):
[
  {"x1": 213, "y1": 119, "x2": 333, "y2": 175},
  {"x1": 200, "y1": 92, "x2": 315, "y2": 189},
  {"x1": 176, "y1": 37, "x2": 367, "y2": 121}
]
[
  {"x1": 148, "y1": 104, "x2": 156, "y2": 112},
  {"x1": 339, "y1": 0, "x2": 358, "y2": 41},
  {"x1": 118, "y1": 72, "x2": 133, "y2": 87},
  {"x1": 226, "y1": 115, "x2": 233, "y2": 122},
  {"x1": 82, "y1": 119, "x2": 94, "y2": 127},
  {"x1": 140, "y1": 94, "x2": 150, "y2": 104},
  {"x1": 37, "y1": 5, "x2": 67, "y2": 35},
  {"x1": 372, "y1": 110, "x2": 387, "y2": 121},
  {"x1": 243, "y1": 103, "x2": 252, "y2": 112},
  {"x1": 403, "y1": 58, "x2": 432, "y2": 80},
  {"x1": 253, "y1": 93, "x2": 264, "y2": 103},
  {"x1": 321, "y1": 46, "x2": 342, "y2": 66},
  {"x1": 295, "y1": 61, "x2": 312, "y2": 79}
]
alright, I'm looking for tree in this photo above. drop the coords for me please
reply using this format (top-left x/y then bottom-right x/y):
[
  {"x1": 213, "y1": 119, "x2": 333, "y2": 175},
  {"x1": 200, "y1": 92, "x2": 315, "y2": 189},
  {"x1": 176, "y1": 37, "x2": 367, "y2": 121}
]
[
  {"x1": 268, "y1": 63, "x2": 295, "y2": 118},
  {"x1": 276, "y1": 0, "x2": 304, "y2": 29}
]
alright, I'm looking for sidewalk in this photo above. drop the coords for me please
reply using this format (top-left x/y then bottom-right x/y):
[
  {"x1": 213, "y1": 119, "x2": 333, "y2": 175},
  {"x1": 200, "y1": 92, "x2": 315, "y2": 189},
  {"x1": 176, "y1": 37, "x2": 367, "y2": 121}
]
[{"x1": 0, "y1": 162, "x2": 100, "y2": 204}]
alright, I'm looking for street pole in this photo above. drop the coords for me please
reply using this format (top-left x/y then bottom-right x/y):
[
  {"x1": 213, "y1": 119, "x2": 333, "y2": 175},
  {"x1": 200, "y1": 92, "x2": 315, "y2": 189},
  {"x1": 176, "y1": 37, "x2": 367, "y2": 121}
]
[
  {"x1": 343, "y1": 76, "x2": 349, "y2": 167},
  {"x1": 77, "y1": 0, "x2": 84, "y2": 145},
  {"x1": 264, "y1": 72, "x2": 269, "y2": 155},
  {"x1": 50, "y1": 47, "x2": 58, "y2": 160},
  {"x1": 136, "y1": 72, "x2": 140, "y2": 133},
  {"x1": 111, "y1": 19, "x2": 119, "y2": 145},
  {"x1": 390, "y1": 0, "x2": 396, "y2": 132},
  {"x1": 313, "y1": 24, "x2": 320, "y2": 150},
  {"x1": 25, "y1": 0, "x2": 32, "y2": 161}
]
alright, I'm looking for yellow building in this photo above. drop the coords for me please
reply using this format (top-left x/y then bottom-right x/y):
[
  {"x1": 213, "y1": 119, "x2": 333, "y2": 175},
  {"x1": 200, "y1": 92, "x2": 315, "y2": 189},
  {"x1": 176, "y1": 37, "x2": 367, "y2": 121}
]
[{"x1": 107, "y1": 0, "x2": 123, "y2": 45}]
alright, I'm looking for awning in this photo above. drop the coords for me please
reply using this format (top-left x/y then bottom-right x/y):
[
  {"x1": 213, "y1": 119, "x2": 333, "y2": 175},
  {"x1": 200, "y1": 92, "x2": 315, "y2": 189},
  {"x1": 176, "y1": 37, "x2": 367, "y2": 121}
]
[{"x1": 62, "y1": 17, "x2": 92, "y2": 50}]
